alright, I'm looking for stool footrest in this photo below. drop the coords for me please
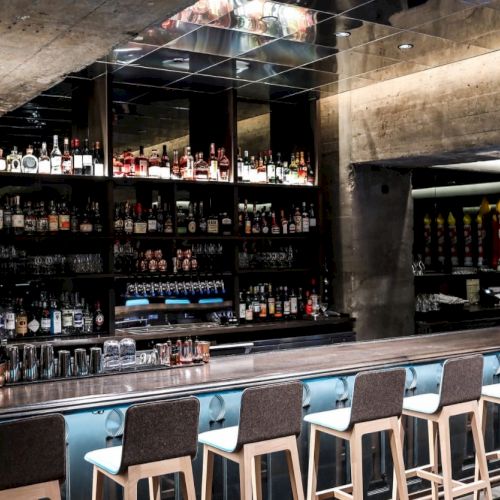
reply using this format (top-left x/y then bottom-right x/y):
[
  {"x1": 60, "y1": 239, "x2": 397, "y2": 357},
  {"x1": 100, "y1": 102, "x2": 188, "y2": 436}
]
[
  {"x1": 485, "y1": 450, "x2": 500, "y2": 461},
  {"x1": 316, "y1": 484, "x2": 353, "y2": 500},
  {"x1": 452, "y1": 480, "x2": 489, "y2": 497}
]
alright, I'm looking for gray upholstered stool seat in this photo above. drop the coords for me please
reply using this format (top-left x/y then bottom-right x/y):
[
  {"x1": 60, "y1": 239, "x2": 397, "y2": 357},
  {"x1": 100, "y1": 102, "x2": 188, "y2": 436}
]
[
  {"x1": 305, "y1": 368, "x2": 408, "y2": 500},
  {"x1": 0, "y1": 414, "x2": 66, "y2": 500},
  {"x1": 398, "y1": 355, "x2": 492, "y2": 500},
  {"x1": 199, "y1": 381, "x2": 304, "y2": 500},
  {"x1": 85, "y1": 397, "x2": 199, "y2": 500}
]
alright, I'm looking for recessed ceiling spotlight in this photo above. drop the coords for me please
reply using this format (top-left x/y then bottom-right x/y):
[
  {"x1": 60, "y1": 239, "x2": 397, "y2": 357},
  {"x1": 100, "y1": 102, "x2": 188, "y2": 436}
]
[
  {"x1": 398, "y1": 43, "x2": 414, "y2": 50},
  {"x1": 134, "y1": 35, "x2": 144, "y2": 41},
  {"x1": 335, "y1": 31, "x2": 351, "y2": 38}
]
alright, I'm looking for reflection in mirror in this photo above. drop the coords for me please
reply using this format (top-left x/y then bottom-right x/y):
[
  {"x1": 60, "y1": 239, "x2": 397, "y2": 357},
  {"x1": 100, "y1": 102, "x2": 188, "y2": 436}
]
[{"x1": 236, "y1": 100, "x2": 270, "y2": 155}]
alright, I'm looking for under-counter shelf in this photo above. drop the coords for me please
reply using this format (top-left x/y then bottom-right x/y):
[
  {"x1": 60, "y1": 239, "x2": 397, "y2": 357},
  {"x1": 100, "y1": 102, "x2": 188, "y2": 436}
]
[{"x1": 115, "y1": 300, "x2": 233, "y2": 317}]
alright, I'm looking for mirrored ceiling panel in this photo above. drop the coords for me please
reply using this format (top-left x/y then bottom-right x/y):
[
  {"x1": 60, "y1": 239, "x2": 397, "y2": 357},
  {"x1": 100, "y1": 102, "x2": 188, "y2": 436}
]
[
  {"x1": 106, "y1": 42, "x2": 159, "y2": 65},
  {"x1": 199, "y1": 58, "x2": 289, "y2": 82},
  {"x1": 271, "y1": 0, "x2": 373, "y2": 15},
  {"x1": 113, "y1": 66, "x2": 188, "y2": 87},
  {"x1": 285, "y1": 15, "x2": 401, "y2": 49},
  {"x1": 167, "y1": 25, "x2": 274, "y2": 57},
  {"x1": 240, "y1": 38, "x2": 336, "y2": 66},
  {"x1": 208, "y1": 1, "x2": 331, "y2": 37},
  {"x1": 170, "y1": 0, "x2": 247, "y2": 25},
  {"x1": 237, "y1": 82, "x2": 307, "y2": 100},
  {"x1": 262, "y1": 67, "x2": 339, "y2": 88},
  {"x1": 168, "y1": 74, "x2": 240, "y2": 92},
  {"x1": 133, "y1": 20, "x2": 201, "y2": 46}
]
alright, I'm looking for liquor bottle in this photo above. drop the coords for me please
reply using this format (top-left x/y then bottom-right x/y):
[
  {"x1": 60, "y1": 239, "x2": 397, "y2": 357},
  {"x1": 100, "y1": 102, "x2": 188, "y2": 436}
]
[
  {"x1": 221, "y1": 212, "x2": 232, "y2": 236},
  {"x1": 259, "y1": 286, "x2": 268, "y2": 321},
  {"x1": 38, "y1": 142, "x2": 51, "y2": 174},
  {"x1": 241, "y1": 150, "x2": 250, "y2": 183},
  {"x1": 82, "y1": 138, "x2": 93, "y2": 176},
  {"x1": 256, "y1": 153, "x2": 267, "y2": 183},
  {"x1": 124, "y1": 203, "x2": 134, "y2": 235},
  {"x1": 283, "y1": 286, "x2": 291, "y2": 319},
  {"x1": 160, "y1": 145, "x2": 171, "y2": 179},
  {"x1": 73, "y1": 138, "x2": 83, "y2": 175},
  {"x1": 93, "y1": 202, "x2": 103, "y2": 233},
  {"x1": 0, "y1": 148, "x2": 6, "y2": 172},
  {"x1": 309, "y1": 203, "x2": 317, "y2": 231},
  {"x1": 307, "y1": 153, "x2": 315, "y2": 185},
  {"x1": 27, "y1": 301, "x2": 40, "y2": 336},
  {"x1": 274, "y1": 287, "x2": 283, "y2": 320},
  {"x1": 252, "y1": 203, "x2": 260, "y2": 234},
  {"x1": 249, "y1": 155, "x2": 257, "y2": 183},
  {"x1": 147, "y1": 206, "x2": 157, "y2": 233},
  {"x1": 194, "y1": 152, "x2": 209, "y2": 181},
  {"x1": 236, "y1": 148, "x2": 243, "y2": 182},
  {"x1": 289, "y1": 153, "x2": 298, "y2": 185},
  {"x1": 22, "y1": 145, "x2": 39, "y2": 173},
  {"x1": 184, "y1": 146, "x2": 194, "y2": 180},
  {"x1": 156, "y1": 201, "x2": 164, "y2": 232},
  {"x1": 290, "y1": 288, "x2": 298, "y2": 319},
  {"x1": 238, "y1": 291, "x2": 246, "y2": 323},
  {"x1": 171, "y1": 149, "x2": 180, "y2": 179},
  {"x1": 12, "y1": 196, "x2": 24, "y2": 236},
  {"x1": 261, "y1": 210, "x2": 269, "y2": 235},
  {"x1": 123, "y1": 149, "x2": 134, "y2": 177},
  {"x1": 70, "y1": 205, "x2": 79, "y2": 233},
  {"x1": 245, "y1": 288, "x2": 254, "y2": 322},
  {"x1": 61, "y1": 138, "x2": 73, "y2": 175},
  {"x1": 48, "y1": 201, "x2": 59, "y2": 234},
  {"x1": 176, "y1": 204, "x2": 187, "y2": 235},
  {"x1": 302, "y1": 202, "x2": 310, "y2": 233},
  {"x1": 209, "y1": 143, "x2": 218, "y2": 181},
  {"x1": 148, "y1": 148, "x2": 161, "y2": 178},
  {"x1": 24, "y1": 201, "x2": 36, "y2": 234},
  {"x1": 93, "y1": 301, "x2": 105, "y2": 332},
  {"x1": 15, "y1": 299, "x2": 28, "y2": 337},
  {"x1": 58, "y1": 202, "x2": 70, "y2": 231},
  {"x1": 4, "y1": 301, "x2": 15, "y2": 338},
  {"x1": 7, "y1": 146, "x2": 22, "y2": 173},
  {"x1": 187, "y1": 202, "x2": 197, "y2": 234},
  {"x1": 135, "y1": 146, "x2": 149, "y2": 178},
  {"x1": 50, "y1": 135, "x2": 62, "y2": 174},
  {"x1": 271, "y1": 211, "x2": 280, "y2": 235},
  {"x1": 207, "y1": 202, "x2": 219, "y2": 234},
  {"x1": 267, "y1": 284, "x2": 275, "y2": 319},
  {"x1": 73, "y1": 294, "x2": 84, "y2": 333},
  {"x1": 50, "y1": 299, "x2": 62, "y2": 335},
  {"x1": 298, "y1": 151, "x2": 307, "y2": 184},
  {"x1": 93, "y1": 141, "x2": 105, "y2": 177},
  {"x1": 61, "y1": 297, "x2": 73, "y2": 334},
  {"x1": 288, "y1": 213, "x2": 296, "y2": 234},
  {"x1": 244, "y1": 201, "x2": 251, "y2": 235},
  {"x1": 266, "y1": 150, "x2": 275, "y2": 184},
  {"x1": 218, "y1": 147, "x2": 230, "y2": 182},
  {"x1": 3, "y1": 198, "x2": 12, "y2": 235},
  {"x1": 36, "y1": 201, "x2": 48, "y2": 234},
  {"x1": 275, "y1": 152, "x2": 283, "y2": 184},
  {"x1": 83, "y1": 302, "x2": 93, "y2": 334},
  {"x1": 294, "y1": 205, "x2": 302, "y2": 233},
  {"x1": 79, "y1": 203, "x2": 93, "y2": 233},
  {"x1": 252, "y1": 287, "x2": 261, "y2": 318},
  {"x1": 114, "y1": 205, "x2": 124, "y2": 234},
  {"x1": 40, "y1": 300, "x2": 51, "y2": 335},
  {"x1": 198, "y1": 201, "x2": 207, "y2": 234},
  {"x1": 164, "y1": 204, "x2": 174, "y2": 234},
  {"x1": 133, "y1": 203, "x2": 147, "y2": 234}
]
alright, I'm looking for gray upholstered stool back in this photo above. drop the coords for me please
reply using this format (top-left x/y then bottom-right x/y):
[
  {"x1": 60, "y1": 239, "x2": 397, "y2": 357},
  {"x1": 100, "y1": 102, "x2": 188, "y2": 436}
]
[
  {"x1": 236, "y1": 381, "x2": 303, "y2": 449},
  {"x1": 350, "y1": 368, "x2": 406, "y2": 426},
  {"x1": 0, "y1": 413, "x2": 66, "y2": 491},
  {"x1": 120, "y1": 397, "x2": 200, "y2": 472},
  {"x1": 438, "y1": 355, "x2": 483, "y2": 408}
]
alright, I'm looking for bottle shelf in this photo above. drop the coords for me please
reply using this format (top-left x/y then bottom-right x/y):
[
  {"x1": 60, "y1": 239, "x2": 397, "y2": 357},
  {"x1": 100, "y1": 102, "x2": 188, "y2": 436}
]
[
  {"x1": 236, "y1": 182, "x2": 319, "y2": 190},
  {"x1": 0, "y1": 273, "x2": 114, "y2": 283},
  {"x1": 114, "y1": 271, "x2": 232, "y2": 279},
  {"x1": 113, "y1": 177, "x2": 234, "y2": 188},
  {"x1": 0, "y1": 172, "x2": 109, "y2": 184},
  {"x1": 1, "y1": 234, "x2": 112, "y2": 242},
  {"x1": 114, "y1": 234, "x2": 234, "y2": 241},
  {"x1": 115, "y1": 300, "x2": 233, "y2": 316}
]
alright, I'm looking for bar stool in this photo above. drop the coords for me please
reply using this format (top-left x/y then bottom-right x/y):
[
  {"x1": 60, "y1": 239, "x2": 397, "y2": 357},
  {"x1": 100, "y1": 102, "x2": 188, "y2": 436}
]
[
  {"x1": 304, "y1": 368, "x2": 408, "y2": 500},
  {"x1": 472, "y1": 382, "x2": 500, "y2": 500},
  {"x1": 198, "y1": 380, "x2": 304, "y2": 500},
  {"x1": 85, "y1": 397, "x2": 199, "y2": 500},
  {"x1": 396, "y1": 355, "x2": 491, "y2": 500},
  {"x1": 0, "y1": 413, "x2": 66, "y2": 500}
]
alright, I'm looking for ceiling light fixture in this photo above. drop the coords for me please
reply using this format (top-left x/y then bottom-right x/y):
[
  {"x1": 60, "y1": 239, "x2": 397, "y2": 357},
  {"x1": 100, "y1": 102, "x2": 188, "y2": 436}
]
[
  {"x1": 335, "y1": 31, "x2": 351, "y2": 37},
  {"x1": 113, "y1": 47, "x2": 143, "y2": 53},
  {"x1": 398, "y1": 43, "x2": 414, "y2": 50}
]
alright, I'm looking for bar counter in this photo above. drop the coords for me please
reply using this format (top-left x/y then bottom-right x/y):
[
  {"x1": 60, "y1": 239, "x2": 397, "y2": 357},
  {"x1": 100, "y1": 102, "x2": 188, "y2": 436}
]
[{"x1": 2, "y1": 327, "x2": 500, "y2": 419}]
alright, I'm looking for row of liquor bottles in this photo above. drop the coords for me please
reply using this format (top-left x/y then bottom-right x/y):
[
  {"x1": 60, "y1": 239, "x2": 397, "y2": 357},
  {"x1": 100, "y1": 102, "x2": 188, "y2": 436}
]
[
  {"x1": 0, "y1": 196, "x2": 103, "y2": 235},
  {"x1": 114, "y1": 200, "x2": 317, "y2": 236},
  {"x1": 0, "y1": 292, "x2": 105, "y2": 339},
  {"x1": 113, "y1": 144, "x2": 315, "y2": 185},
  {"x1": 0, "y1": 137, "x2": 104, "y2": 176},
  {"x1": 238, "y1": 281, "x2": 321, "y2": 323}
]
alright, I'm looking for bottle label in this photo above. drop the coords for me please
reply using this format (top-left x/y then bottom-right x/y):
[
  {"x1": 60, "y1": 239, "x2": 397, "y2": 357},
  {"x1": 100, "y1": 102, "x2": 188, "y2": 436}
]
[
  {"x1": 62, "y1": 159, "x2": 72, "y2": 174},
  {"x1": 51, "y1": 311, "x2": 62, "y2": 334},
  {"x1": 134, "y1": 222, "x2": 147, "y2": 234},
  {"x1": 114, "y1": 219, "x2": 124, "y2": 232},
  {"x1": 245, "y1": 308, "x2": 253, "y2": 321},
  {"x1": 41, "y1": 317, "x2": 51, "y2": 330},
  {"x1": 59, "y1": 214, "x2": 70, "y2": 230},
  {"x1": 94, "y1": 162, "x2": 104, "y2": 177},
  {"x1": 5, "y1": 312, "x2": 15, "y2": 330},
  {"x1": 124, "y1": 220, "x2": 134, "y2": 233},
  {"x1": 51, "y1": 157, "x2": 62, "y2": 172},
  {"x1": 148, "y1": 166, "x2": 161, "y2": 178},
  {"x1": 291, "y1": 297, "x2": 298, "y2": 314},
  {"x1": 259, "y1": 303, "x2": 267, "y2": 317},
  {"x1": 302, "y1": 218, "x2": 310, "y2": 233},
  {"x1": 28, "y1": 318, "x2": 40, "y2": 333},
  {"x1": 310, "y1": 217, "x2": 317, "y2": 228},
  {"x1": 12, "y1": 214, "x2": 24, "y2": 228},
  {"x1": 74, "y1": 156, "x2": 83, "y2": 171},
  {"x1": 4, "y1": 212, "x2": 11, "y2": 228},
  {"x1": 24, "y1": 217, "x2": 36, "y2": 233},
  {"x1": 39, "y1": 159, "x2": 51, "y2": 174},
  {"x1": 294, "y1": 216, "x2": 302, "y2": 233},
  {"x1": 83, "y1": 155, "x2": 93, "y2": 169},
  {"x1": 16, "y1": 317, "x2": 28, "y2": 335},
  {"x1": 94, "y1": 312, "x2": 105, "y2": 327},
  {"x1": 62, "y1": 312, "x2": 73, "y2": 328},
  {"x1": 37, "y1": 218, "x2": 49, "y2": 232},
  {"x1": 73, "y1": 311, "x2": 83, "y2": 328},
  {"x1": 239, "y1": 303, "x2": 246, "y2": 319},
  {"x1": 147, "y1": 220, "x2": 157, "y2": 232},
  {"x1": 284, "y1": 300, "x2": 291, "y2": 315},
  {"x1": 268, "y1": 298, "x2": 275, "y2": 315},
  {"x1": 164, "y1": 222, "x2": 173, "y2": 234},
  {"x1": 188, "y1": 221, "x2": 197, "y2": 233},
  {"x1": 207, "y1": 219, "x2": 219, "y2": 234},
  {"x1": 0, "y1": 209, "x2": 3, "y2": 230},
  {"x1": 271, "y1": 225, "x2": 280, "y2": 235},
  {"x1": 80, "y1": 223, "x2": 93, "y2": 233},
  {"x1": 48, "y1": 215, "x2": 59, "y2": 231},
  {"x1": 0, "y1": 159, "x2": 6, "y2": 171}
]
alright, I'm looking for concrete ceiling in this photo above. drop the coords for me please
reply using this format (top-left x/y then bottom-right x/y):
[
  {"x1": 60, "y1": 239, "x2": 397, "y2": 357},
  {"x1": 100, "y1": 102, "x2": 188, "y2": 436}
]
[{"x1": 0, "y1": 0, "x2": 192, "y2": 115}]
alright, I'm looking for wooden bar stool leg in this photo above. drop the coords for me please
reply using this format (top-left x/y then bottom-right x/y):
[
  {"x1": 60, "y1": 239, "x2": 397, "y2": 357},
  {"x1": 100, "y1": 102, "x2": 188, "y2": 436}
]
[
  {"x1": 471, "y1": 405, "x2": 493, "y2": 500},
  {"x1": 473, "y1": 399, "x2": 489, "y2": 500},
  {"x1": 285, "y1": 437, "x2": 305, "y2": 500},
  {"x1": 253, "y1": 455, "x2": 263, "y2": 500},
  {"x1": 47, "y1": 480, "x2": 62, "y2": 500},
  {"x1": 350, "y1": 427, "x2": 364, "y2": 500},
  {"x1": 180, "y1": 456, "x2": 197, "y2": 500},
  {"x1": 92, "y1": 466, "x2": 104, "y2": 500},
  {"x1": 427, "y1": 420, "x2": 439, "y2": 500},
  {"x1": 124, "y1": 481, "x2": 138, "y2": 500},
  {"x1": 437, "y1": 415, "x2": 453, "y2": 500},
  {"x1": 148, "y1": 477, "x2": 161, "y2": 500},
  {"x1": 240, "y1": 448, "x2": 254, "y2": 500},
  {"x1": 306, "y1": 425, "x2": 320, "y2": 500},
  {"x1": 201, "y1": 445, "x2": 214, "y2": 500},
  {"x1": 392, "y1": 416, "x2": 406, "y2": 500},
  {"x1": 389, "y1": 417, "x2": 409, "y2": 500}
]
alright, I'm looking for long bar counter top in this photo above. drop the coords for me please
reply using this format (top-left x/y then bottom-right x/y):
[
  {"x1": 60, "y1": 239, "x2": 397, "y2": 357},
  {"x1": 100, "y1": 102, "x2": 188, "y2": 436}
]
[{"x1": 1, "y1": 327, "x2": 500, "y2": 419}]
